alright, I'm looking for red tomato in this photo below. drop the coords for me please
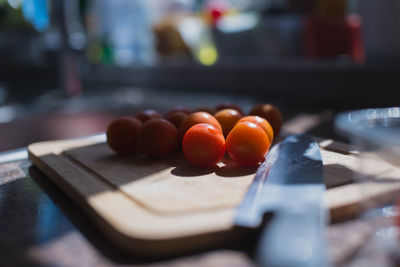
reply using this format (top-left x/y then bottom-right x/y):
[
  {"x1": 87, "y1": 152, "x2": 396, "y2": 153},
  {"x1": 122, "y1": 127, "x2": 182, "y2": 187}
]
[
  {"x1": 226, "y1": 122, "x2": 270, "y2": 166},
  {"x1": 139, "y1": 119, "x2": 178, "y2": 158},
  {"x1": 135, "y1": 109, "x2": 162, "y2": 123},
  {"x1": 179, "y1": 111, "x2": 222, "y2": 140},
  {"x1": 106, "y1": 117, "x2": 142, "y2": 155},
  {"x1": 183, "y1": 123, "x2": 225, "y2": 167}
]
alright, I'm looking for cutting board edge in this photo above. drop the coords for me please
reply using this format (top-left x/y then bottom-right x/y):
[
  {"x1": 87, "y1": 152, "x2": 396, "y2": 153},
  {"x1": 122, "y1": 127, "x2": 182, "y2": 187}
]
[{"x1": 27, "y1": 148, "x2": 248, "y2": 256}]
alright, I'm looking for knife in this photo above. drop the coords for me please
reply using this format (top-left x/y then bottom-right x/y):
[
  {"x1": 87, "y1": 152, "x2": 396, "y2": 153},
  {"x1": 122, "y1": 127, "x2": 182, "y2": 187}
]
[{"x1": 235, "y1": 134, "x2": 328, "y2": 267}]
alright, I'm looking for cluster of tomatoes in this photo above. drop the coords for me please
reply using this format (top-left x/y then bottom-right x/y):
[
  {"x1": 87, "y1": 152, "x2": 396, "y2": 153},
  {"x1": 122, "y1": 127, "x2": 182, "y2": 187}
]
[{"x1": 106, "y1": 103, "x2": 282, "y2": 167}]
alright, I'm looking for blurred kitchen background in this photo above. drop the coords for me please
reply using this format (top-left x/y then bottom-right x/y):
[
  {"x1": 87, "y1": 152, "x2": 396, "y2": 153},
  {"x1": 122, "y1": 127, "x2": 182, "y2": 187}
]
[{"x1": 1, "y1": 0, "x2": 399, "y2": 152}]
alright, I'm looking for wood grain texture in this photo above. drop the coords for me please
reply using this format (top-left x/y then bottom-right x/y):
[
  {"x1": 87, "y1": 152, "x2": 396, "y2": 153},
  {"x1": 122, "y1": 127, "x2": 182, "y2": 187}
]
[{"x1": 28, "y1": 135, "x2": 400, "y2": 254}]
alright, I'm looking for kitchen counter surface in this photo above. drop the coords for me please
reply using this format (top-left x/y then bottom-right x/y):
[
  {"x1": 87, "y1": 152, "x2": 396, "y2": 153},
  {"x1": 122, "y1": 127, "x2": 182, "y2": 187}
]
[{"x1": 0, "y1": 113, "x2": 398, "y2": 267}]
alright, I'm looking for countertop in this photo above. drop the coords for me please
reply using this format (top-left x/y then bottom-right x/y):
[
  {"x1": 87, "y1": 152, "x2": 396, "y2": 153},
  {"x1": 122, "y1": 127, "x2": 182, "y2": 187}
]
[
  {"x1": 1, "y1": 87, "x2": 398, "y2": 266},
  {"x1": 0, "y1": 123, "x2": 398, "y2": 267}
]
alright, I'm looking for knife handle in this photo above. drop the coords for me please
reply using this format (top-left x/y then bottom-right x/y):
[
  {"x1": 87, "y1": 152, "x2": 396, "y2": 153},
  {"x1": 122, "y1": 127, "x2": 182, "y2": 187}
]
[{"x1": 255, "y1": 203, "x2": 329, "y2": 267}]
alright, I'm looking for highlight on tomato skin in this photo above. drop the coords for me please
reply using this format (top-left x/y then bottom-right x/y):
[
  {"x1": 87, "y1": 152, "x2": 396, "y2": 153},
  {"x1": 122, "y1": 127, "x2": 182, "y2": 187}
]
[
  {"x1": 106, "y1": 117, "x2": 143, "y2": 156},
  {"x1": 214, "y1": 108, "x2": 242, "y2": 137},
  {"x1": 236, "y1": 115, "x2": 274, "y2": 143},
  {"x1": 139, "y1": 119, "x2": 179, "y2": 159},
  {"x1": 226, "y1": 121, "x2": 270, "y2": 166},
  {"x1": 179, "y1": 111, "x2": 223, "y2": 141},
  {"x1": 249, "y1": 104, "x2": 283, "y2": 137},
  {"x1": 182, "y1": 123, "x2": 226, "y2": 167},
  {"x1": 215, "y1": 102, "x2": 244, "y2": 115},
  {"x1": 135, "y1": 109, "x2": 162, "y2": 123},
  {"x1": 192, "y1": 106, "x2": 217, "y2": 115}
]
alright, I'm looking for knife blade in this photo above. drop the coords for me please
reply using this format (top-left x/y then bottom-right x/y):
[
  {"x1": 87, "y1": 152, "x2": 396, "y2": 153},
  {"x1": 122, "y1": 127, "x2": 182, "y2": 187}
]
[{"x1": 235, "y1": 134, "x2": 328, "y2": 267}]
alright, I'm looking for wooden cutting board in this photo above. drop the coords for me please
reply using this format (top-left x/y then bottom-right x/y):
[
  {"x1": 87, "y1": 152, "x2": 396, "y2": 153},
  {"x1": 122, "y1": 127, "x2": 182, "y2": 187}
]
[{"x1": 28, "y1": 134, "x2": 400, "y2": 256}]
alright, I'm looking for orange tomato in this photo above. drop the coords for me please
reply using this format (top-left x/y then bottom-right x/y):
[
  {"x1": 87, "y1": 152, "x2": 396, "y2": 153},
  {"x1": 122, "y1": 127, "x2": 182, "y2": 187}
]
[
  {"x1": 135, "y1": 109, "x2": 162, "y2": 123},
  {"x1": 249, "y1": 104, "x2": 283, "y2": 137},
  {"x1": 236, "y1": 116, "x2": 274, "y2": 143},
  {"x1": 106, "y1": 117, "x2": 142, "y2": 155},
  {"x1": 179, "y1": 112, "x2": 222, "y2": 140},
  {"x1": 139, "y1": 119, "x2": 178, "y2": 158},
  {"x1": 214, "y1": 108, "x2": 242, "y2": 137},
  {"x1": 182, "y1": 123, "x2": 225, "y2": 167},
  {"x1": 226, "y1": 122, "x2": 270, "y2": 166}
]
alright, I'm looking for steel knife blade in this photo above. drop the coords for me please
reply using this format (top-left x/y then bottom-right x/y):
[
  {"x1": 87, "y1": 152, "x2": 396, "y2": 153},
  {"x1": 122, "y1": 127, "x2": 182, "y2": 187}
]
[{"x1": 235, "y1": 134, "x2": 328, "y2": 267}]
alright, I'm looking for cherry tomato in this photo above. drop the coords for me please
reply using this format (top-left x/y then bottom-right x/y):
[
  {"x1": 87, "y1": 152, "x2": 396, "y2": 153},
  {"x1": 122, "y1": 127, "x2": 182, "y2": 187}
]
[
  {"x1": 236, "y1": 116, "x2": 274, "y2": 143},
  {"x1": 226, "y1": 122, "x2": 270, "y2": 166},
  {"x1": 193, "y1": 106, "x2": 217, "y2": 115},
  {"x1": 249, "y1": 104, "x2": 283, "y2": 137},
  {"x1": 183, "y1": 123, "x2": 225, "y2": 167},
  {"x1": 106, "y1": 117, "x2": 142, "y2": 155},
  {"x1": 139, "y1": 119, "x2": 178, "y2": 158},
  {"x1": 135, "y1": 109, "x2": 162, "y2": 123},
  {"x1": 164, "y1": 106, "x2": 191, "y2": 117},
  {"x1": 164, "y1": 111, "x2": 188, "y2": 130},
  {"x1": 215, "y1": 102, "x2": 243, "y2": 115},
  {"x1": 214, "y1": 108, "x2": 242, "y2": 137},
  {"x1": 179, "y1": 111, "x2": 222, "y2": 140}
]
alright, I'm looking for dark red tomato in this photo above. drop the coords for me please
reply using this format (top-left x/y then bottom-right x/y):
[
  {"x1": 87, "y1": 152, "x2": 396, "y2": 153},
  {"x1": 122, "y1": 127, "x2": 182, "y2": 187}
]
[
  {"x1": 182, "y1": 123, "x2": 225, "y2": 167},
  {"x1": 135, "y1": 109, "x2": 162, "y2": 123},
  {"x1": 226, "y1": 121, "x2": 270, "y2": 166},
  {"x1": 139, "y1": 119, "x2": 178, "y2": 158},
  {"x1": 164, "y1": 111, "x2": 188, "y2": 130},
  {"x1": 215, "y1": 102, "x2": 243, "y2": 115},
  {"x1": 106, "y1": 117, "x2": 142, "y2": 155},
  {"x1": 164, "y1": 106, "x2": 191, "y2": 117}
]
